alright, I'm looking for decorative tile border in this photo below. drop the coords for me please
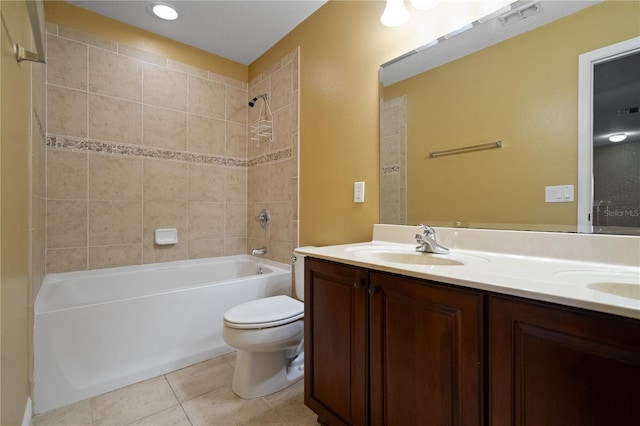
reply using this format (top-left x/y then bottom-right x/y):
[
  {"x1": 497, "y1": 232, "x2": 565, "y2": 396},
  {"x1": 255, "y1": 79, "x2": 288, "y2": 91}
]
[
  {"x1": 46, "y1": 135, "x2": 291, "y2": 168},
  {"x1": 382, "y1": 165, "x2": 400, "y2": 175}
]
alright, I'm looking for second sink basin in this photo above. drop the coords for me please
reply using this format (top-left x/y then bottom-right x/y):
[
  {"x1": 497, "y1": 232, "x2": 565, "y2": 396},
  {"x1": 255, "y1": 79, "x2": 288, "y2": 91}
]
[{"x1": 588, "y1": 282, "x2": 640, "y2": 301}]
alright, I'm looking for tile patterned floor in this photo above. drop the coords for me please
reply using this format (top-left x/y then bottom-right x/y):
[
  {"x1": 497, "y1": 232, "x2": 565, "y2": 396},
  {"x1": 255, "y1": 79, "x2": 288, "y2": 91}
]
[{"x1": 33, "y1": 352, "x2": 317, "y2": 426}]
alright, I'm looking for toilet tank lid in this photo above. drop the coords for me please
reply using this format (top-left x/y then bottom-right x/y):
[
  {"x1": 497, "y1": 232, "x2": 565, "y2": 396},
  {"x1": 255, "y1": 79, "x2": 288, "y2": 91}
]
[{"x1": 224, "y1": 295, "x2": 303, "y2": 327}]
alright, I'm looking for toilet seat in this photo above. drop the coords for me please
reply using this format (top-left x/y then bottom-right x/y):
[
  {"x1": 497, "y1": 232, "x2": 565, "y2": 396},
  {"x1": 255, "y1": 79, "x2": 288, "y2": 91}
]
[{"x1": 224, "y1": 295, "x2": 303, "y2": 329}]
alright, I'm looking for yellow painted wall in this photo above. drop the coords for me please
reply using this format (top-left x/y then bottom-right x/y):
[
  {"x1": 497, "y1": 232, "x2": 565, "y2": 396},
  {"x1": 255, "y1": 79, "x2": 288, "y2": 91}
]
[
  {"x1": 44, "y1": 1, "x2": 247, "y2": 81},
  {"x1": 1, "y1": 0, "x2": 33, "y2": 422},
  {"x1": 251, "y1": 1, "x2": 420, "y2": 246},
  {"x1": 384, "y1": 1, "x2": 640, "y2": 231}
]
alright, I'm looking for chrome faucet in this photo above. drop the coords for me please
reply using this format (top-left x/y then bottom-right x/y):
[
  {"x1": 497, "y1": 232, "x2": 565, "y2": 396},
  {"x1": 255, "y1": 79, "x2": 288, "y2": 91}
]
[
  {"x1": 415, "y1": 224, "x2": 449, "y2": 254},
  {"x1": 251, "y1": 247, "x2": 267, "y2": 256}
]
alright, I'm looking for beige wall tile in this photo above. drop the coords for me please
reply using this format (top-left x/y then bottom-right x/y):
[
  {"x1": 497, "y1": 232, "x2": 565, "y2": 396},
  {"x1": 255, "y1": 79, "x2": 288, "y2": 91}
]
[
  {"x1": 47, "y1": 150, "x2": 87, "y2": 199},
  {"x1": 269, "y1": 240, "x2": 294, "y2": 264},
  {"x1": 189, "y1": 239, "x2": 225, "y2": 259},
  {"x1": 188, "y1": 202, "x2": 225, "y2": 240},
  {"x1": 167, "y1": 60, "x2": 207, "y2": 79},
  {"x1": 269, "y1": 160, "x2": 294, "y2": 202},
  {"x1": 188, "y1": 76, "x2": 225, "y2": 119},
  {"x1": 47, "y1": 199, "x2": 87, "y2": 248},
  {"x1": 226, "y1": 85, "x2": 247, "y2": 125},
  {"x1": 272, "y1": 105, "x2": 293, "y2": 151},
  {"x1": 32, "y1": 132, "x2": 46, "y2": 198},
  {"x1": 47, "y1": 85, "x2": 87, "y2": 137},
  {"x1": 269, "y1": 201, "x2": 294, "y2": 243},
  {"x1": 209, "y1": 72, "x2": 246, "y2": 89},
  {"x1": 143, "y1": 64, "x2": 187, "y2": 111},
  {"x1": 89, "y1": 200, "x2": 142, "y2": 245},
  {"x1": 46, "y1": 248, "x2": 87, "y2": 273},
  {"x1": 271, "y1": 62, "x2": 293, "y2": 111},
  {"x1": 57, "y1": 26, "x2": 117, "y2": 51},
  {"x1": 226, "y1": 168, "x2": 247, "y2": 202},
  {"x1": 188, "y1": 164, "x2": 226, "y2": 202},
  {"x1": 118, "y1": 45, "x2": 166, "y2": 66},
  {"x1": 187, "y1": 115, "x2": 225, "y2": 155},
  {"x1": 89, "y1": 153, "x2": 142, "y2": 200},
  {"x1": 144, "y1": 159, "x2": 187, "y2": 201},
  {"x1": 226, "y1": 121, "x2": 247, "y2": 158},
  {"x1": 143, "y1": 105, "x2": 187, "y2": 150},
  {"x1": 225, "y1": 238, "x2": 247, "y2": 256},
  {"x1": 143, "y1": 200, "x2": 188, "y2": 263},
  {"x1": 47, "y1": 35, "x2": 87, "y2": 90},
  {"x1": 89, "y1": 94, "x2": 142, "y2": 144},
  {"x1": 226, "y1": 203, "x2": 247, "y2": 238},
  {"x1": 89, "y1": 47, "x2": 142, "y2": 102},
  {"x1": 249, "y1": 165, "x2": 269, "y2": 203},
  {"x1": 89, "y1": 244, "x2": 142, "y2": 269}
]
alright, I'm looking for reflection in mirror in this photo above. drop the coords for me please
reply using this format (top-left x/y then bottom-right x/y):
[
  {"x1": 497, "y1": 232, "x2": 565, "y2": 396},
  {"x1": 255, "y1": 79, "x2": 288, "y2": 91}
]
[
  {"x1": 379, "y1": 0, "x2": 640, "y2": 234},
  {"x1": 578, "y1": 39, "x2": 640, "y2": 235}
]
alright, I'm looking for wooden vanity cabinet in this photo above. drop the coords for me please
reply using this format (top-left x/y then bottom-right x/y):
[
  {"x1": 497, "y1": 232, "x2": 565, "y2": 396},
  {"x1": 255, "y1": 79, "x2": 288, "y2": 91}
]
[
  {"x1": 368, "y1": 272, "x2": 484, "y2": 426},
  {"x1": 304, "y1": 258, "x2": 484, "y2": 426},
  {"x1": 488, "y1": 294, "x2": 640, "y2": 426},
  {"x1": 306, "y1": 257, "x2": 640, "y2": 426},
  {"x1": 304, "y1": 258, "x2": 369, "y2": 426}
]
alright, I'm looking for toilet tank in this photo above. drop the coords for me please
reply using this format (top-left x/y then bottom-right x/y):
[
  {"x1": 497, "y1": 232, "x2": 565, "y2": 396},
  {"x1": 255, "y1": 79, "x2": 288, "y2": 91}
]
[{"x1": 293, "y1": 249, "x2": 311, "y2": 301}]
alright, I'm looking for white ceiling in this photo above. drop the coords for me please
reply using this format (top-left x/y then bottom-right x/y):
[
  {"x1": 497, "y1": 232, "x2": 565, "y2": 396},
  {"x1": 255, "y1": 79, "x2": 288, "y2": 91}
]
[{"x1": 68, "y1": 0, "x2": 327, "y2": 65}]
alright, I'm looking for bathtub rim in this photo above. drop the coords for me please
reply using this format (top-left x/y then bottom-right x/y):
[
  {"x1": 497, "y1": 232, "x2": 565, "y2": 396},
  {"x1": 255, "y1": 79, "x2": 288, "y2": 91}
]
[{"x1": 35, "y1": 255, "x2": 291, "y2": 314}]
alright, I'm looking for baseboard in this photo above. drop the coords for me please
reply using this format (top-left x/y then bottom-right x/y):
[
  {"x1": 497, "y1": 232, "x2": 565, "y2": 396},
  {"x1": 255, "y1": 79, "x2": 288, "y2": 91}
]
[{"x1": 22, "y1": 396, "x2": 33, "y2": 426}]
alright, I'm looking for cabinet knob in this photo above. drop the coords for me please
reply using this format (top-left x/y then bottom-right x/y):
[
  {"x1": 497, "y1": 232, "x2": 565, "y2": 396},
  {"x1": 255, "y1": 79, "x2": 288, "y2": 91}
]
[
  {"x1": 368, "y1": 287, "x2": 379, "y2": 295},
  {"x1": 353, "y1": 281, "x2": 361, "y2": 289}
]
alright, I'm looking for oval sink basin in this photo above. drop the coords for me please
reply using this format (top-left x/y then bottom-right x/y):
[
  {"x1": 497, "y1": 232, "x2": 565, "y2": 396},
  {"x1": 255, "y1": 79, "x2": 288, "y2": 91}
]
[
  {"x1": 356, "y1": 251, "x2": 464, "y2": 266},
  {"x1": 588, "y1": 282, "x2": 640, "y2": 301}
]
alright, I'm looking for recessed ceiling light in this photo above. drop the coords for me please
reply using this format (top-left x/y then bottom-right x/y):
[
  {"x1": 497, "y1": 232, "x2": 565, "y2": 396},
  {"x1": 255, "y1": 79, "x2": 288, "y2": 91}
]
[
  {"x1": 152, "y1": 3, "x2": 178, "y2": 21},
  {"x1": 609, "y1": 133, "x2": 627, "y2": 143}
]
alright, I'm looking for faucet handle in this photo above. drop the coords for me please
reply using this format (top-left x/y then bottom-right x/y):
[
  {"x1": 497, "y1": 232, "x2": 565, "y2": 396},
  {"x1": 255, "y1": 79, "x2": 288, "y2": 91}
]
[{"x1": 417, "y1": 224, "x2": 435, "y2": 238}]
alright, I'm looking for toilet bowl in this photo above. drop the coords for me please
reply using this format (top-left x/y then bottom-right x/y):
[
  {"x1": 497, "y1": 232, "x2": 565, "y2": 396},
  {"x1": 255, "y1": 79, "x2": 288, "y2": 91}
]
[{"x1": 222, "y1": 252, "x2": 307, "y2": 399}]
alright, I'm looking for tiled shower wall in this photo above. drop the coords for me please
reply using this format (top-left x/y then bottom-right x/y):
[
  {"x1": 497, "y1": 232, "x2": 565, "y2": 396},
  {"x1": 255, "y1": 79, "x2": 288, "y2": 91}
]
[
  {"x1": 380, "y1": 96, "x2": 406, "y2": 225},
  {"x1": 45, "y1": 23, "x2": 299, "y2": 272},
  {"x1": 247, "y1": 49, "x2": 299, "y2": 263}
]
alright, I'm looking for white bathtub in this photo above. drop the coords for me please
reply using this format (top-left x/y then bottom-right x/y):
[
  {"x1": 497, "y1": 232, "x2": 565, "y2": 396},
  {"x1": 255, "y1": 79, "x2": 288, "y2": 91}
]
[{"x1": 33, "y1": 255, "x2": 292, "y2": 414}]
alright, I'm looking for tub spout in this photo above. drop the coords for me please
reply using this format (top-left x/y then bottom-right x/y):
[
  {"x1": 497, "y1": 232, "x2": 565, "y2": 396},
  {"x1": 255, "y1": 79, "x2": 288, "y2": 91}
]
[{"x1": 252, "y1": 247, "x2": 267, "y2": 256}]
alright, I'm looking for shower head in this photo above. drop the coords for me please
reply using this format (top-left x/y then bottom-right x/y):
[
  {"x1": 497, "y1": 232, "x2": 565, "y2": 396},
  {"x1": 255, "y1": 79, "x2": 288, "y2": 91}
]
[{"x1": 248, "y1": 93, "x2": 267, "y2": 107}]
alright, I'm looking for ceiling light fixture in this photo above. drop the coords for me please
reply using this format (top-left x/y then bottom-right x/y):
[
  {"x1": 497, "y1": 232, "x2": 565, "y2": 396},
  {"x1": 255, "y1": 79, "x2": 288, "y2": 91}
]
[
  {"x1": 152, "y1": 3, "x2": 178, "y2": 21},
  {"x1": 381, "y1": 0, "x2": 410, "y2": 27},
  {"x1": 608, "y1": 133, "x2": 627, "y2": 143}
]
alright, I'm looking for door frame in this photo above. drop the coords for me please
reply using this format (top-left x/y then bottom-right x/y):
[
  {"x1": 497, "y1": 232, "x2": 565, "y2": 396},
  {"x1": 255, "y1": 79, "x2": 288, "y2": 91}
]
[{"x1": 577, "y1": 36, "x2": 640, "y2": 233}]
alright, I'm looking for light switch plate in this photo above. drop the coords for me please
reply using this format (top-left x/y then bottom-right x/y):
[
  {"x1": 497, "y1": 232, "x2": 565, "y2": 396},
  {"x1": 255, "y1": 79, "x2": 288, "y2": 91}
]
[
  {"x1": 545, "y1": 185, "x2": 574, "y2": 203},
  {"x1": 354, "y1": 181, "x2": 365, "y2": 203}
]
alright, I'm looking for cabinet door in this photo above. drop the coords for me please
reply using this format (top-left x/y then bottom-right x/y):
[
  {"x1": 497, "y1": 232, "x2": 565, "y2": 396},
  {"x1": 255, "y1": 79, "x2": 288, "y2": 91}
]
[
  {"x1": 369, "y1": 272, "x2": 484, "y2": 426},
  {"x1": 305, "y1": 258, "x2": 369, "y2": 426},
  {"x1": 489, "y1": 294, "x2": 640, "y2": 426}
]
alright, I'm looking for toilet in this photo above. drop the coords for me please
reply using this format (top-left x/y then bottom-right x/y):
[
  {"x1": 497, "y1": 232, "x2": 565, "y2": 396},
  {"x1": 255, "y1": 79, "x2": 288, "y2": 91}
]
[{"x1": 222, "y1": 252, "x2": 306, "y2": 399}]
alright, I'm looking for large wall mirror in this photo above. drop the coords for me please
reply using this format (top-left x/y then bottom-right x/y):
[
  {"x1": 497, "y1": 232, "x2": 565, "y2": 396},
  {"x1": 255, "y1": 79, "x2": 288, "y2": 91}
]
[{"x1": 379, "y1": 0, "x2": 640, "y2": 235}]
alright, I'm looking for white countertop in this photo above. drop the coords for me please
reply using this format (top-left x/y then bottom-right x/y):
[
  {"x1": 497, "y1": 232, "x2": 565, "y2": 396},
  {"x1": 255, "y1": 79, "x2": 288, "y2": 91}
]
[{"x1": 295, "y1": 225, "x2": 640, "y2": 320}]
